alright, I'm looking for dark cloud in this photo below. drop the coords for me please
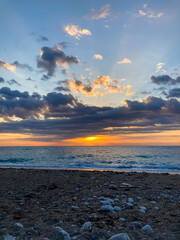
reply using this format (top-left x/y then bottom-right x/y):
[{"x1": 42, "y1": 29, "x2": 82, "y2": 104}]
[
  {"x1": 167, "y1": 88, "x2": 180, "y2": 98},
  {"x1": 44, "y1": 92, "x2": 76, "y2": 107},
  {"x1": 26, "y1": 77, "x2": 34, "y2": 82},
  {"x1": 0, "y1": 77, "x2": 5, "y2": 83},
  {"x1": 37, "y1": 45, "x2": 79, "y2": 76},
  {"x1": 39, "y1": 36, "x2": 49, "y2": 41},
  {"x1": 125, "y1": 96, "x2": 165, "y2": 111},
  {"x1": 41, "y1": 74, "x2": 50, "y2": 81},
  {"x1": 12, "y1": 61, "x2": 33, "y2": 71},
  {"x1": 7, "y1": 79, "x2": 21, "y2": 86},
  {"x1": 151, "y1": 75, "x2": 180, "y2": 85},
  {"x1": 54, "y1": 86, "x2": 70, "y2": 92},
  {"x1": 1, "y1": 88, "x2": 180, "y2": 140}
]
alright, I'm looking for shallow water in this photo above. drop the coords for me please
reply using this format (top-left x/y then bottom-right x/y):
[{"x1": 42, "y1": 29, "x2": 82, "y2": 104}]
[{"x1": 0, "y1": 146, "x2": 180, "y2": 172}]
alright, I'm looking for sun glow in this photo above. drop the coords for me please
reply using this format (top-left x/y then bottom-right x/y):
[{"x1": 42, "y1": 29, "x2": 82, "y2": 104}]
[{"x1": 85, "y1": 136, "x2": 97, "y2": 141}]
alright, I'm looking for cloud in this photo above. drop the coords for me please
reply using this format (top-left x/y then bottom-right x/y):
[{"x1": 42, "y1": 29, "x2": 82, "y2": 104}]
[
  {"x1": 7, "y1": 79, "x2": 21, "y2": 86},
  {"x1": 0, "y1": 77, "x2": 5, "y2": 83},
  {"x1": 1, "y1": 90, "x2": 180, "y2": 140},
  {"x1": 94, "y1": 54, "x2": 103, "y2": 60},
  {"x1": 64, "y1": 75, "x2": 135, "y2": 96},
  {"x1": 39, "y1": 36, "x2": 49, "y2": 42},
  {"x1": 0, "y1": 59, "x2": 16, "y2": 72},
  {"x1": 151, "y1": 75, "x2": 180, "y2": 85},
  {"x1": 12, "y1": 61, "x2": 33, "y2": 71},
  {"x1": 156, "y1": 62, "x2": 166, "y2": 73},
  {"x1": 87, "y1": 4, "x2": 110, "y2": 20},
  {"x1": 37, "y1": 45, "x2": 79, "y2": 76},
  {"x1": 138, "y1": 4, "x2": 164, "y2": 19},
  {"x1": 0, "y1": 87, "x2": 29, "y2": 99},
  {"x1": 54, "y1": 86, "x2": 70, "y2": 92},
  {"x1": 167, "y1": 88, "x2": 180, "y2": 98},
  {"x1": 64, "y1": 24, "x2": 91, "y2": 39},
  {"x1": 117, "y1": 58, "x2": 132, "y2": 64}
]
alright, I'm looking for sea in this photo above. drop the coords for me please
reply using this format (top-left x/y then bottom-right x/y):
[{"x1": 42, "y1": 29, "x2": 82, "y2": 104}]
[{"x1": 0, "y1": 146, "x2": 180, "y2": 173}]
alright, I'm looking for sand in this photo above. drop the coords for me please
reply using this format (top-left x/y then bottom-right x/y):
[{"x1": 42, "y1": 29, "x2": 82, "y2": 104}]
[{"x1": 0, "y1": 168, "x2": 179, "y2": 240}]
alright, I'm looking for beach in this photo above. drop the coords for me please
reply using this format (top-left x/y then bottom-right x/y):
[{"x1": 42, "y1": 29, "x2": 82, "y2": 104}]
[{"x1": 0, "y1": 168, "x2": 179, "y2": 240}]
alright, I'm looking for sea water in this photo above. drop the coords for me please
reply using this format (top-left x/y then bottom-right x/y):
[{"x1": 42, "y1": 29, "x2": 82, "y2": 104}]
[{"x1": 0, "y1": 146, "x2": 179, "y2": 172}]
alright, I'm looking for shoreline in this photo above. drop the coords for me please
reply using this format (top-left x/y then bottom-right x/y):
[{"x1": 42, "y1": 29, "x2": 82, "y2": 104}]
[
  {"x1": 0, "y1": 168, "x2": 179, "y2": 239},
  {"x1": 0, "y1": 165, "x2": 180, "y2": 175}
]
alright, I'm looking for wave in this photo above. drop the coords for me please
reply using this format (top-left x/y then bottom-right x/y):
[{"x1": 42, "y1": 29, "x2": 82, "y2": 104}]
[{"x1": 0, "y1": 158, "x2": 32, "y2": 163}]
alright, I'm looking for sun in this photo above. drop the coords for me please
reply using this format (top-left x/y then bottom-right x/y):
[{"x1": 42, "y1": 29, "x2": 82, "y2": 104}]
[{"x1": 85, "y1": 136, "x2": 97, "y2": 141}]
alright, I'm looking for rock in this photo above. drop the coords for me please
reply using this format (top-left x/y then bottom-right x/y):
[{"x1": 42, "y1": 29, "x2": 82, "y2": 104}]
[
  {"x1": 128, "y1": 198, "x2": 134, "y2": 203},
  {"x1": 15, "y1": 222, "x2": 23, "y2": 228},
  {"x1": 121, "y1": 183, "x2": 132, "y2": 188},
  {"x1": 142, "y1": 224, "x2": 153, "y2": 233},
  {"x1": 100, "y1": 205, "x2": 114, "y2": 212},
  {"x1": 3, "y1": 235, "x2": 16, "y2": 240},
  {"x1": 53, "y1": 229, "x2": 71, "y2": 240},
  {"x1": 140, "y1": 206, "x2": 147, "y2": 213},
  {"x1": 155, "y1": 206, "x2": 159, "y2": 211},
  {"x1": 109, "y1": 233, "x2": 130, "y2": 240},
  {"x1": 71, "y1": 206, "x2": 79, "y2": 210},
  {"x1": 150, "y1": 201, "x2": 157, "y2": 204},
  {"x1": 114, "y1": 206, "x2": 121, "y2": 212},
  {"x1": 82, "y1": 221, "x2": 92, "y2": 229},
  {"x1": 101, "y1": 200, "x2": 113, "y2": 205}
]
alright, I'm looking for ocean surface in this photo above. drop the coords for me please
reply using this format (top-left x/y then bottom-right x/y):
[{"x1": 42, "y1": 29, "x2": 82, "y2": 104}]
[{"x1": 0, "y1": 146, "x2": 180, "y2": 172}]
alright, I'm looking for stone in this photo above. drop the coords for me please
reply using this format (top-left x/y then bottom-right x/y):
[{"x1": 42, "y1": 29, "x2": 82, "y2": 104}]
[
  {"x1": 114, "y1": 206, "x2": 121, "y2": 212},
  {"x1": 82, "y1": 221, "x2": 92, "y2": 229},
  {"x1": 53, "y1": 229, "x2": 71, "y2": 240},
  {"x1": 128, "y1": 198, "x2": 134, "y2": 203},
  {"x1": 109, "y1": 233, "x2": 130, "y2": 240},
  {"x1": 71, "y1": 206, "x2": 79, "y2": 210},
  {"x1": 142, "y1": 224, "x2": 153, "y2": 233},
  {"x1": 15, "y1": 222, "x2": 23, "y2": 228},
  {"x1": 100, "y1": 205, "x2": 114, "y2": 212}
]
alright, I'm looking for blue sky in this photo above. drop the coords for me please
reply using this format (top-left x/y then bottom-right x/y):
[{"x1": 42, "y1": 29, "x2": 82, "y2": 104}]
[{"x1": 0, "y1": 0, "x2": 180, "y2": 145}]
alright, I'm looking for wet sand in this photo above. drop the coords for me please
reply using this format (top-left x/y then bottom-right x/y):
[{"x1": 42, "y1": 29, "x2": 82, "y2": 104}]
[{"x1": 0, "y1": 168, "x2": 179, "y2": 239}]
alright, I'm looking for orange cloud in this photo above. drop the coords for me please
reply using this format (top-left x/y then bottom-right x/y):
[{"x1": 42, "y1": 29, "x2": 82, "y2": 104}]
[
  {"x1": 94, "y1": 54, "x2": 103, "y2": 60},
  {"x1": 0, "y1": 59, "x2": 16, "y2": 72},
  {"x1": 117, "y1": 58, "x2": 132, "y2": 64},
  {"x1": 67, "y1": 75, "x2": 135, "y2": 96},
  {"x1": 64, "y1": 24, "x2": 91, "y2": 39}
]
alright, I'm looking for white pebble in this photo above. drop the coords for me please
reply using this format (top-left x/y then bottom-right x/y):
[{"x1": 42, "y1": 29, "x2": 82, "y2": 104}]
[{"x1": 15, "y1": 223, "x2": 23, "y2": 228}]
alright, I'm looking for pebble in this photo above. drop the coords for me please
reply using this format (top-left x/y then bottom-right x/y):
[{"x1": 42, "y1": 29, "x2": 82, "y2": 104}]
[
  {"x1": 121, "y1": 183, "x2": 132, "y2": 188},
  {"x1": 53, "y1": 229, "x2": 71, "y2": 240},
  {"x1": 82, "y1": 221, "x2": 92, "y2": 229},
  {"x1": 114, "y1": 206, "x2": 121, "y2": 212},
  {"x1": 15, "y1": 222, "x2": 24, "y2": 228},
  {"x1": 128, "y1": 198, "x2": 134, "y2": 203},
  {"x1": 101, "y1": 200, "x2": 113, "y2": 206},
  {"x1": 71, "y1": 206, "x2": 79, "y2": 210},
  {"x1": 140, "y1": 206, "x2": 147, "y2": 213},
  {"x1": 109, "y1": 233, "x2": 130, "y2": 240},
  {"x1": 142, "y1": 224, "x2": 153, "y2": 233},
  {"x1": 100, "y1": 205, "x2": 114, "y2": 212}
]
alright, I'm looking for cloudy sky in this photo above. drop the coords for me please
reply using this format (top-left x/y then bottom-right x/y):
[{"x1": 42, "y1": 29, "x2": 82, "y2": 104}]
[{"x1": 0, "y1": 0, "x2": 180, "y2": 146}]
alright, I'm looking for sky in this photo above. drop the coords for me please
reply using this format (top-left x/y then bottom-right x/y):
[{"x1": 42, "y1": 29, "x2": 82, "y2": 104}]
[{"x1": 0, "y1": 0, "x2": 180, "y2": 146}]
